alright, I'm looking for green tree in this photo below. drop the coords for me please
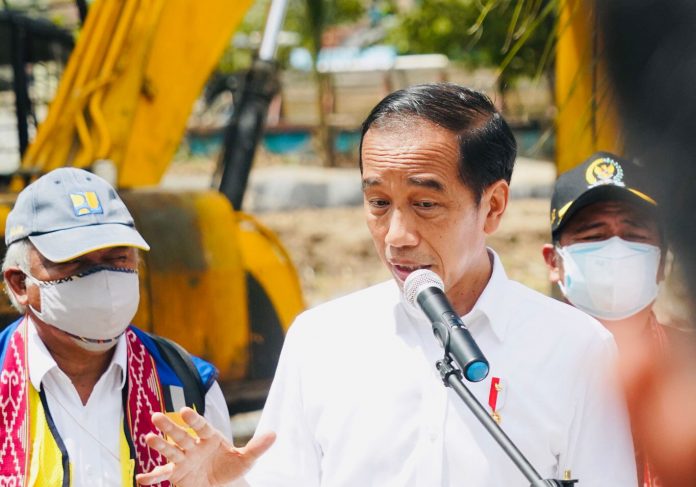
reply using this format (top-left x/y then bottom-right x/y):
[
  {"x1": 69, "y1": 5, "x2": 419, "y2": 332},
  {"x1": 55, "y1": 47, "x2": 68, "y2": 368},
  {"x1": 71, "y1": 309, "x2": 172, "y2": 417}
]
[{"x1": 388, "y1": 0, "x2": 555, "y2": 103}]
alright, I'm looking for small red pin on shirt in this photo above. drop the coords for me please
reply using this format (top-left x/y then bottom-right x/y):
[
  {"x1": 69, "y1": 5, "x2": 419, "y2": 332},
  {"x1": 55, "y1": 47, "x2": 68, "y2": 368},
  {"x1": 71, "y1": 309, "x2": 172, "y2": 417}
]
[{"x1": 488, "y1": 377, "x2": 503, "y2": 424}]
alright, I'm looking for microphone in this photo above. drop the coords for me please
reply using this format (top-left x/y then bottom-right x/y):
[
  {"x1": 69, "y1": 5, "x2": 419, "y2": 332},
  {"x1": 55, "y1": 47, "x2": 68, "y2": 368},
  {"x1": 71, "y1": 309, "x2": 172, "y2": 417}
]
[{"x1": 404, "y1": 269, "x2": 489, "y2": 382}]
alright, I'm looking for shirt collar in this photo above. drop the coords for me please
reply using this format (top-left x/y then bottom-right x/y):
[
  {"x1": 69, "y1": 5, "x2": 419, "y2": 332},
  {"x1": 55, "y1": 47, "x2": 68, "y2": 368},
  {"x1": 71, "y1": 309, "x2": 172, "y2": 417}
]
[
  {"x1": 398, "y1": 248, "x2": 512, "y2": 343},
  {"x1": 461, "y1": 248, "x2": 512, "y2": 342},
  {"x1": 26, "y1": 316, "x2": 128, "y2": 390}
]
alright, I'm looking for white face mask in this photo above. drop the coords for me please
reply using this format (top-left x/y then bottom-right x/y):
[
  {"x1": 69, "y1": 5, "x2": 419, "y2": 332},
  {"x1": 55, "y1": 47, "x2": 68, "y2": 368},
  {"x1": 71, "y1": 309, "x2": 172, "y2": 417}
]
[
  {"x1": 556, "y1": 236, "x2": 661, "y2": 321},
  {"x1": 24, "y1": 266, "x2": 140, "y2": 351}
]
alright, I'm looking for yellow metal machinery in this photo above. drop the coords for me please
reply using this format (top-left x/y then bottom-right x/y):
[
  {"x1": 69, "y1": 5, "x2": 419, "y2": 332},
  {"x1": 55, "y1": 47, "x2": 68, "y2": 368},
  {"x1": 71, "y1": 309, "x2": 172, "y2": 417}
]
[
  {"x1": 0, "y1": 0, "x2": 305, "y2": 411},
  {"x1": 555, "y1": 0, "x2": 622, "y2": 174}
]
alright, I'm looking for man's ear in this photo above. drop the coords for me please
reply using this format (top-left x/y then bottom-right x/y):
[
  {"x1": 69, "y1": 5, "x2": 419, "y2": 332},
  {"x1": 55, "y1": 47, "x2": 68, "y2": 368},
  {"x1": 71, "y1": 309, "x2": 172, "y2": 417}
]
[
  {"x1": 482, "y1": 180, "x2": 509, "y2": 235},
  {"x1": 4, "y1": 268, "x2": 29, "y2": 306},
  {"x1": 656, "y1": 248, "x2": 669, "y2": 283},
  {"x1": 542, "y1": 244, "x2": 562, "y2": 283}
]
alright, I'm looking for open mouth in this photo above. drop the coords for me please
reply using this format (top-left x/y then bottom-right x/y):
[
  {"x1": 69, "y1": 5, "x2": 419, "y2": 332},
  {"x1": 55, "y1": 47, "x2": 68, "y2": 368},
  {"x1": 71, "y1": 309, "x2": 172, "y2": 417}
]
[{"x1": 391, "y1": 263, "x2": 432, "y2": 281}]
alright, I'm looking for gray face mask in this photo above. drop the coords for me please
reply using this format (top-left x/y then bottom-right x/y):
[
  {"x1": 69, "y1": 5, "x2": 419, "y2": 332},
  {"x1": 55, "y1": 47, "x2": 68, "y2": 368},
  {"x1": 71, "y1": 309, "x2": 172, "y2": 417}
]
[
  {"x1": 25, "y1": 266, "x2": 140, "y2": 351},
  {"x1": 556, "y1": 236, "x2": 661, "y2": 321}
]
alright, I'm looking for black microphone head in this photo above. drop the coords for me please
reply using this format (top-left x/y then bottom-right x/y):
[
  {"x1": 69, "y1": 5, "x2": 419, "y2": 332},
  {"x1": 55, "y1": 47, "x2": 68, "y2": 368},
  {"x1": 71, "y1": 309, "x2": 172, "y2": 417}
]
[{"x1": 404, "y1": 269, "x2": 444, "y2": 308}]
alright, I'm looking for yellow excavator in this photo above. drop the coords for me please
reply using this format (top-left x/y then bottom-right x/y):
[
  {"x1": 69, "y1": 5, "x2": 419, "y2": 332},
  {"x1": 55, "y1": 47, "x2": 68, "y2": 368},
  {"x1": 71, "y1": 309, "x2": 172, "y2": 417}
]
[
  {"x1": 0, "y1": 0, "x2": 303, "y2": 413},
  {"x1": 555, "y1": 0, "x2": 622, "y2": 172}
]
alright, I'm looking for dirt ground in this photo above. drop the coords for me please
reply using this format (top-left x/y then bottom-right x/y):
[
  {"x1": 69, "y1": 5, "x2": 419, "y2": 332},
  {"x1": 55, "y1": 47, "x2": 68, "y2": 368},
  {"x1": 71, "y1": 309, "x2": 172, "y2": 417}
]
[
  {"x1": 255, "y1": 198, "x2": 553, "y2": 307},
  {"x1": 256, "y1": 199, "x2": 691, "y2": 330},
  {"x1": 165, "y1": 158, "x2": 689, "y2": 325}
]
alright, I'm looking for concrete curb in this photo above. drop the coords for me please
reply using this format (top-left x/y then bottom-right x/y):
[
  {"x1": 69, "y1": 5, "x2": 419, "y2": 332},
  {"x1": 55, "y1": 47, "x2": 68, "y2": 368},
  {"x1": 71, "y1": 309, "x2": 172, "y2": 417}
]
[{"x1": 244, "y1": 157, "x2": 555, "y2": 212}]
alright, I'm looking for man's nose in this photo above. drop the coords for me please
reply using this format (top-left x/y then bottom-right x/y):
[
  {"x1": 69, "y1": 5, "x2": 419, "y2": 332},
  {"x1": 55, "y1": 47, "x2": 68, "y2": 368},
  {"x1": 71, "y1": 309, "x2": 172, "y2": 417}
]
[{"x1": 384, "y1": 209, "x2": 419, "y2": 248}]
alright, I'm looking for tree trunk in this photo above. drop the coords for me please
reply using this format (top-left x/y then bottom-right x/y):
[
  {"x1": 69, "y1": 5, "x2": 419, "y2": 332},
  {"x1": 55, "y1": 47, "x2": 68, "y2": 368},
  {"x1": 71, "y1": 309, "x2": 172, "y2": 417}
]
[{"x1": 315, "y1": 70, "x2": 335, "y2": 167}]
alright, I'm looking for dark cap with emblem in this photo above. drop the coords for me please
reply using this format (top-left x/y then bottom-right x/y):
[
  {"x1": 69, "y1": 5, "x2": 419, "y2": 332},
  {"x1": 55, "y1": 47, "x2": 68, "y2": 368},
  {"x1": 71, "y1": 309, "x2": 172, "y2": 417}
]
[{"x1": 550, "y1": 151, "x2": 658, "y2": 239}]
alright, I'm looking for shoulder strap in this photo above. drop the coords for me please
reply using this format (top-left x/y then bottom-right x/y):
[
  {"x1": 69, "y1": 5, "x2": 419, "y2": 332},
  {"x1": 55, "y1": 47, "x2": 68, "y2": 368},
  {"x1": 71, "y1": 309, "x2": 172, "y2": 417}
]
[{"x1": 147, "y1": 333, "x2": 207, "y2": 415}]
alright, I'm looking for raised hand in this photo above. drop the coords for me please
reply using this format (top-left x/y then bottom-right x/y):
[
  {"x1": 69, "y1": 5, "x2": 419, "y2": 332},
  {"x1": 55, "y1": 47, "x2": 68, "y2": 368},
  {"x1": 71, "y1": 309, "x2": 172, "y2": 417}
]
[{"x1": 136, "y1": 407, "x2": 275, "y2": 487}]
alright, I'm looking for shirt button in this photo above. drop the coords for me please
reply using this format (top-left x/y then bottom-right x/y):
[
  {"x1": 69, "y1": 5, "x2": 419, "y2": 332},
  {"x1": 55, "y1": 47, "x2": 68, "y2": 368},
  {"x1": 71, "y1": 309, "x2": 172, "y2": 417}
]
[{"x1": 429, "y1": 432, "x2": 438, "y2": 442}]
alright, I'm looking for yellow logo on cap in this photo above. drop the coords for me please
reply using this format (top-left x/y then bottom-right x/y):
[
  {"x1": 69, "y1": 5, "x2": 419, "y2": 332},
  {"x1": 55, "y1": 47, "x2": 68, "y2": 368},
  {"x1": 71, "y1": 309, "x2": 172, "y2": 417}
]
[
  {"x1": 585, "y1": 157, "x2": 625, "y2": 187},
  {"x1": 70, "y1": 192, "x2": 103, "y2": 216}
]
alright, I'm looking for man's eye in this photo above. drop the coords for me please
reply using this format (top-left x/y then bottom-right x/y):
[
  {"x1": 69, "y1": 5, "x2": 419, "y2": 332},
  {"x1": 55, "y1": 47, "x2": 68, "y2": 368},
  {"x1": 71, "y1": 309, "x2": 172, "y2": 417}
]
[
  {"x1": 578, "y1": 233, "x2": 605, "y2": 241},
  {"x1": 415, "y1": 201, "x2": 437, "y2": 209},
  {"x1": 369, "y1": 199, "x2": 390, "y2": 208}
]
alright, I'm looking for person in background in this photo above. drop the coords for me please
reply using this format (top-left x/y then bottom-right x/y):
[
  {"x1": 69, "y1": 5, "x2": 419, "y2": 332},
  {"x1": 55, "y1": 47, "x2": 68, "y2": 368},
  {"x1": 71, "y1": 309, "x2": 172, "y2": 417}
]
[
  {"x1": 0, "y1": 167, "x2": 241, "y2": 486},
  {"x1": 541, "y1": 151, "x2": 686, "y2": 486},
  {"x1": 542, "y1": 151, "x2": 672, "y2": 354}
]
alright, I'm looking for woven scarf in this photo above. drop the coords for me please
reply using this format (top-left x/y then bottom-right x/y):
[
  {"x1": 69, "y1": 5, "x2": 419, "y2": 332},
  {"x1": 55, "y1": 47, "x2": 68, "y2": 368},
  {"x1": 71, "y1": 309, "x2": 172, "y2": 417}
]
[{"x1": 0, "y1": 321, "x2": 171, "y2": 486}]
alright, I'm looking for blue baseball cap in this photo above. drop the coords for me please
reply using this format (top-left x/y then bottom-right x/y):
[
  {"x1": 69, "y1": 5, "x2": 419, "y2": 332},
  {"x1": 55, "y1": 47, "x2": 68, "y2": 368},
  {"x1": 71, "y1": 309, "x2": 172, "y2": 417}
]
[{"x1": 5, "y1": 168, "x2": 150, "y2": 262}]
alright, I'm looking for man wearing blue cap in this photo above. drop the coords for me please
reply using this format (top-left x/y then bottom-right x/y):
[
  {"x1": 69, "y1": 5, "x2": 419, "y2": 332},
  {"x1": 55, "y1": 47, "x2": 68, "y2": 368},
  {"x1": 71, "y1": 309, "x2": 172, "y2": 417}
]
[{"x1": 0, "y1": 168, "x2": 237, "y2": 486}]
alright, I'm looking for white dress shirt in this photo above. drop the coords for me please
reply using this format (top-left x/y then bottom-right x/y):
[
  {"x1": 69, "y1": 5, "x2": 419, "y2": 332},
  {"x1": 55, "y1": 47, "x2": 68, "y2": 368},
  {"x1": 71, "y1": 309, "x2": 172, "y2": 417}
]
[
  {"x1": 26, "y1": 318, "x2": 232, "y2": 487},
  {"x1": 246, "y1": 250, "x2": 637, "y2": 486}
]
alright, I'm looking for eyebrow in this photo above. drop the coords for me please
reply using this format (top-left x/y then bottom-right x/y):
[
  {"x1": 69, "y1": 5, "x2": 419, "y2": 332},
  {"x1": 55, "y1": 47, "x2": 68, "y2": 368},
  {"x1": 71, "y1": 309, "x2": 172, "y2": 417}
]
[
  {"x1": 407, "y1": 176, "x2": 444, "y2": 191},
  {"x1": 573, "y1": 217, "x2": 650, "y2": 234},
  {"x1": 620, "y1": 216, "x2": 651, "y2": 228},
  {"x1": 572, "y1": 221, "x2": 608, "y2": 233},
  {"x1": 361, "y1": 176, "x2": 445, "y2": 192},
  {"x1": 362, "y1": 177, "x2": 381, "y2": 190}
]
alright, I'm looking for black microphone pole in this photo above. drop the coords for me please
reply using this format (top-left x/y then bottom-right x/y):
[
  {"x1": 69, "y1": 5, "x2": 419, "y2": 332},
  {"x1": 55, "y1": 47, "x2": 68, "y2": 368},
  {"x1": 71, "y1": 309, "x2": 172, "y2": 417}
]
[
  {"x1": 435, "y1": 355, "x2": 577, "y2": 487},
  {"x1": 404, "y1": 270, "x2": 577, "y2": 487}
]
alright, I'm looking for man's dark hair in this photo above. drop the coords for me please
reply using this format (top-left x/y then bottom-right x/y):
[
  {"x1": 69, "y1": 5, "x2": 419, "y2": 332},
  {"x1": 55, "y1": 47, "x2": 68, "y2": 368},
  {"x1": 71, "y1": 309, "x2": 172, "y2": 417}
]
[{"x1": 359, "y1": 83, "x2": 517, "y2": 203}]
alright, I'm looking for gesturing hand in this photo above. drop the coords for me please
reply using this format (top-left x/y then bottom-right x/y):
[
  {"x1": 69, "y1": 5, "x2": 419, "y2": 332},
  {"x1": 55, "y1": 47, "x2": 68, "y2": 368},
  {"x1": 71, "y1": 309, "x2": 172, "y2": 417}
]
[{"x1": 136, "y1": 407, "x2": 275, "y2": 487}]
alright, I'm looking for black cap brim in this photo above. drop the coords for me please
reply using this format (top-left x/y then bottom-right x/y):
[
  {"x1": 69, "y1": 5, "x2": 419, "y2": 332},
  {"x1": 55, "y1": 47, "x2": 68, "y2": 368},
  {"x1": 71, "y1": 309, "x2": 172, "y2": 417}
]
[{"x1": 553, "y1": 184, "x2": 657, "y2": 239}]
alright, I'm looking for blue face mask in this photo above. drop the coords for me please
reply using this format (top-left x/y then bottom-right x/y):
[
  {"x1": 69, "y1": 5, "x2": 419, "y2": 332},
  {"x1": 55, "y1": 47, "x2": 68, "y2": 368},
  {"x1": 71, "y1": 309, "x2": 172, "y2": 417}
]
[{"x1": 556, "y1": 236, "x2": 661, "y2": 321}]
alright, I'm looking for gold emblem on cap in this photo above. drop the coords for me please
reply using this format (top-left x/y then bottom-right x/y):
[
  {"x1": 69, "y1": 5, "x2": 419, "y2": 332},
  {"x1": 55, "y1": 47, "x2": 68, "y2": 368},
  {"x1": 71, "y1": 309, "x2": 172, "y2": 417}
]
[{"x1": 585, "y1": 157, "x2": 625, "y2": 187}]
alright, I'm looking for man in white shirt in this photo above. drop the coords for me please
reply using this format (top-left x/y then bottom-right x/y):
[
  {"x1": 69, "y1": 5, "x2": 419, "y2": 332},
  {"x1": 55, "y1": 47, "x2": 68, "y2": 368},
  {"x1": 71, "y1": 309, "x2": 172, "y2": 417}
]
[
  {"x1": 0, "y1": 167, "x2": 232, "y2": 486},
  {"x1": 137, "y1": 83, "x2": 637, "y2": 486}
]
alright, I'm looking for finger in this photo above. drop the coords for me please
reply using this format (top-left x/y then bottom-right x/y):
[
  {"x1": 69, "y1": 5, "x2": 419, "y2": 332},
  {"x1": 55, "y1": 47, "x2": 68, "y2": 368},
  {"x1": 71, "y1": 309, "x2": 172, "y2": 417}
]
[
  {"x1": 180, "y1": 406, "x2": 218, "y2": 441},
  {"x1": 152, "y1": 412, "x2": 197, "y2": 450},
  {"x1": 145, "y1": 433, "x2": 187, "y2": 463},
  {"x1": 135, "y1": 463, "x2": 174, "y2": 485},
  {"x1": 239, "y1": 431, "x2": 276, "y2": 461},
  {"x1": 150, "y1": 412, "x2": 177, "y2": 434}
]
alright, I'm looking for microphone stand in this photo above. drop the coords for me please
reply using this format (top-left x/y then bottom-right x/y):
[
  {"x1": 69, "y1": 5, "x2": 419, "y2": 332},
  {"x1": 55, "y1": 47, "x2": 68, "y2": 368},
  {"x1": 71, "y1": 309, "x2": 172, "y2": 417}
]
[{"x1": 433, "y1": 323, "x2": 578, "y2": 487}]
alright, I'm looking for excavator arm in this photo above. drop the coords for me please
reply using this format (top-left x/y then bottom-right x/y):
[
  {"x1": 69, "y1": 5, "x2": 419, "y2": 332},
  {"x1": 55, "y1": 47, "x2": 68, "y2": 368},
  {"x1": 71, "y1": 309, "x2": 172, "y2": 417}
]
[{"x1": 20, "y1": 0, "x2": 255, "y2": 187}]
